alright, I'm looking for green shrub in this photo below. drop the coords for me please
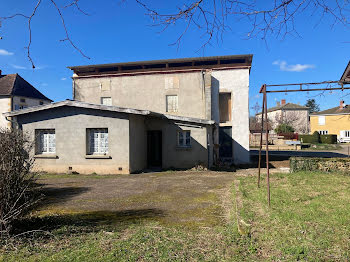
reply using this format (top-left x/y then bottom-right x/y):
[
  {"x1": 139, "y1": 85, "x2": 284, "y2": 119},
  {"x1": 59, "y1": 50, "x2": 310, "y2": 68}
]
[
  {"x1": 312, "y1": 131, "x2": 321, "y2": 143},
  {"x1": 299, "y1": 134, "x2": 318, "y2": 144},
  {"x1": 320, "y1": 134, "x2": 337, "y2": 144},
  {"x1": 275, "y1": 124, "x2": 295, "y2": 134},
  {"x1": 290, "y1": 157, "x2": 350, "y2": 173}
]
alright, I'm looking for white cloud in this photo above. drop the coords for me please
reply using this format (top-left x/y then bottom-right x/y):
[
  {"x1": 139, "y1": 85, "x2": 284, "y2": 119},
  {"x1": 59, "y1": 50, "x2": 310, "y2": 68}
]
[
  {"x1": 0, "y1": 49, "x2": 14, "y2": 56},
  {"x1": 273, "y1": 60, "x2": 315, "y2": 72},
  {"x1": 11, "y1": 64, "x2": 27, "y2": 70},
  {"x1": 61, "y1": 77, "x2": 67, "y2": 81}
]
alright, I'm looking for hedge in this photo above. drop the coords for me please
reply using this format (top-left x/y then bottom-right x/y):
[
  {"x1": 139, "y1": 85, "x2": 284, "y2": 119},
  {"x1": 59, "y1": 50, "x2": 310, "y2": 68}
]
[
  {"x1": 290, "y1": 157, "x2": 350, "y2": 173},
  {"x1": 299, "y1": 134, "x2": 318, "y2": 144},
  {"x1": 320, "y1": 134, "x2": 337, "y2": 144}
]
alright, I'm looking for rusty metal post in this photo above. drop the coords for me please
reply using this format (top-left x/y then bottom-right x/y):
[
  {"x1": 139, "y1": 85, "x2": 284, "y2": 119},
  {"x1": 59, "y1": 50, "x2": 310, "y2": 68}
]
[
  {"x1": 263, "y1": 89, "x2": 271, "y2": 207},
  {"x1": 258, "y1": 85, "x2": 266, "y2": 188}
]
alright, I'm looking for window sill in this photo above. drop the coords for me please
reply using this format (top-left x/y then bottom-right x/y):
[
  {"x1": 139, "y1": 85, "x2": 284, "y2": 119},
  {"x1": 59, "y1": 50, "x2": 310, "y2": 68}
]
[
  {"x1": 176, "y1": 146, "x2": 192, "y2": 150},
  {"x1": 34, "y1": 154, "x2": 58, "y2": 159},
  {"x1": 85, "y1": 155, "x2": 112, "y2": 159}
]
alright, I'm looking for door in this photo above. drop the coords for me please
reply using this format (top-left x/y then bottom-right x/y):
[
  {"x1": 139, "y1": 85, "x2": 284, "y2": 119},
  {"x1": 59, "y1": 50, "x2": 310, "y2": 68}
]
[
  {"x1": 147, "y1": 130, "x2": 162, "y2": 167},
  {"x1": 219, "y1": 127, "x2": 233, "y2": 158}
]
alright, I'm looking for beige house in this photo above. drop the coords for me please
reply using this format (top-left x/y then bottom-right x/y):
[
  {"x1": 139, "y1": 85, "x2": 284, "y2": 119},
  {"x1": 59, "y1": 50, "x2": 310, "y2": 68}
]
[
  {"x1": 4, "y1": 55, "x2": 252, "y2": 174},
  {"x1": 256, "y1": 99, "x2": 310, "y2": 134},
  {"x1": 0, "y1": 72, "x2": 52, "y2": 129}
]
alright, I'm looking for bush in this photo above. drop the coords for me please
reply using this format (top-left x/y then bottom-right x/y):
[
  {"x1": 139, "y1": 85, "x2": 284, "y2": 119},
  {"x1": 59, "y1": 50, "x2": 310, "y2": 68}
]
[
  {"x1": 320, "y1": 134, "x2": 337, "y2": 144},
  {"x1": 312, "y1": 131, "x2": 321, "y2": 143},
  {"x1": 0, "y1": 129, "x2": 40, "y2": 238},
  {"x1": 290, "y1": 157, "x2": 350, "y2": 173},
  {"x1": 275, "y1": 124, "x2": 294, "y2": 134},
  {"x1": 299, "y1": 134, "x2": 318, "y2": 144}
]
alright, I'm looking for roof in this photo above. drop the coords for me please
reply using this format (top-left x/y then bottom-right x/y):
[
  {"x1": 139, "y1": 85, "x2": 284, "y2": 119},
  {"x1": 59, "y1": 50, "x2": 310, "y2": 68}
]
[
  {"x1": 256, "y1": 103, "x2": 309, "y2": 115},
  {"x1": 341, "y1": 60, "x2": 350, "y2": 83},
  {"x1": 0, "y1": 74, "x2": 52, "y2": 101},
  {"x1": 3, "y1": 100, "x2": 215, "y2": 125},
  {"x1": 68, "y1": 54, "x2": 253, "y2": 76},
  {"x1": 311, "y1": 105, "x2": 350, "y2": 116}
]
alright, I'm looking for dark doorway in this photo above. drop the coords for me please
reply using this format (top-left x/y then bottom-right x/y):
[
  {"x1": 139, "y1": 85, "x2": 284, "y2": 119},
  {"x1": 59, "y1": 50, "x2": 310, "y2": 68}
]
[
  {"x1": 219, "y1": 127, "x2": 233, "y2": 158},
  {"x1": 147, "y1": 130, "x2": 162, "y2": 167}
]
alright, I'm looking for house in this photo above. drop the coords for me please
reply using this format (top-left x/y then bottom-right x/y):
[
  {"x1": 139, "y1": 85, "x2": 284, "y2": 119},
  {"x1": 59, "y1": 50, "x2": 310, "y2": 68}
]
[
  {"x1": 310, "y1": 100, "x2": 350, "y2": 142},
  {"x1": 4, "y1": 55, "x2": 252, "y2": 174},
  {"x1": 0, "y1": 72, "x2": 52, "y2": 129},
  {"x1": 255, "y1": 99, "x2": 309, "y2": 134},
  {"x1": 341, "y1": 60, "x2": 350, "y2": 83}
]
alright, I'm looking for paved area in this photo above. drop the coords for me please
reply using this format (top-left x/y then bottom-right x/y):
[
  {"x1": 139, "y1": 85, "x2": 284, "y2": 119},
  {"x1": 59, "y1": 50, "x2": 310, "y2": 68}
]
[{"x1": 36, "y1": 171, "x2": 248, "y2": 227}]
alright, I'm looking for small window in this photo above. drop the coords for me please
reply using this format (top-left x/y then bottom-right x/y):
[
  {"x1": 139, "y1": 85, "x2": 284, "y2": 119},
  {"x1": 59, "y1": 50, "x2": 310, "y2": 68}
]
[
  {"x1": 318, "y1": 116, "x2": 325, "y2": 125},
  {"x1": 177, "y1": 130, "x2": 191, "y2": 147},
  {"x1": 318, "y1": 130, "x2": 328, "y2": 135},
  {"x1": 36, "y1": 129, "x2": 56, "y2": 154},
  {"x1": 20, "y1": 98, "x2": 26, "y2": 103},
  {"x1": 87, "y1": 128, "x2": 108, "y2": 155},
  {"x1": 166, "y1": 95, "x2": 178, "y2": 112},
  {"x1": 101, "y1": 97, "x2": 112, "y2": 106},
  {"x1": 341, "y1": 130, "x2": 350, "y2": 137},
  {"x1": 39, "y1": 101, "x2": 44, "y2": 105}
]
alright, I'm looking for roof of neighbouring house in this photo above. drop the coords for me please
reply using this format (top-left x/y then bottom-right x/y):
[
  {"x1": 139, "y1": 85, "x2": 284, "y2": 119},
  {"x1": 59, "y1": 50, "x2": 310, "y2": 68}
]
[
  {"x1": 256, "y1": 103, "x2": 309, "y2": 115},
  {"x1": 0, "y1": 74, "x2": 52, "y2": 101},
  {"x1": 341, "y1": 60, "x2": 350, "y2": 83},
  {"x1": 311, "y1": 105, "x2": 350, "y2": 116},
  {"x1": 3, "y1": 100, "x2": 215, "y2": 125},
  {"x1": 68, "y1": 54, "x2": 253, "y2": 76}
]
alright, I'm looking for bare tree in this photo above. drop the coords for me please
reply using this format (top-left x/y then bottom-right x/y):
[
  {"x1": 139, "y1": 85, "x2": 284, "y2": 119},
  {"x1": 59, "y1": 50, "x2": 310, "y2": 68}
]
[
  {"x1": 0, "y1": 129, "x2": 40, "y2": 238},
  {"x1": 1, "y1": 1, "x2": 349, "y2": 67}
]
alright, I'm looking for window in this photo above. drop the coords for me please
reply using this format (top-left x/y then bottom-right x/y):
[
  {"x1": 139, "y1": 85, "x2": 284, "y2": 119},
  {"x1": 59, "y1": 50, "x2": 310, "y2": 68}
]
[
  {"x1": 341, "y1": 131, "x2": 350, "y2": 137},
  {"x1": 39, "y1": 101, "x2": 44, "y2": 105},
  {"x1": 318, "y1": 130, "x2": 328, "y2": 135},
  {"x1": 15, "y1": 105, "x2": 27, "y2": 110},
  {"x1": 177, "y1": 130, "x2": 191, "y2": 147},
  {"x1": 219, "y1": 93, "x2": 232, "y2": 123},
  {"x1": 20, "y1": 98, "x2": 26, "y2": 103},
  {"x1": 101, "y1": 97, "x2": 112, "y2": 106},
  {"x1": 87, "y1": 128, "x2": 108, "y2": 155},
  {"x1": 318, "y1": 116, "x2": 325, "y2": 125},
  {"x1": 36, "y1": 129, "x2": 56, "y2": 154},
  {"x1": 166, "y1": 95, "x2": 178, "y2": 113}
]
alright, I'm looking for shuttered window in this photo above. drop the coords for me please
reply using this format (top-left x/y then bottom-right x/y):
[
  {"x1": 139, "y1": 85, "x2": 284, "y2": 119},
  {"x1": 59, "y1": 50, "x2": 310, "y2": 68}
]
[
  {"x1": 87, "y1": 128, "x2": 108, "y2": 155},
  {"x1": 36, "y1": 129, "x2": 56, "y2": 154},
  {"x1": 318, "y1": 116, "x2": 325, "y2": 125},
  {"x1": 177, "y1": 131, "x2": 191, "y2": 147},
  {"x1": 101, "y1": 97, "x2": 112, "y2": 106},
  {"x1": 166, "y1": 95, "x2": 178, "y2": 113}
]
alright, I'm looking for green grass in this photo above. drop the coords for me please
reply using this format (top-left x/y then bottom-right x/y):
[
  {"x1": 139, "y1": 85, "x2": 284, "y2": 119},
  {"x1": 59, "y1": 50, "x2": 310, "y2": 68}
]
[{"x1": 238, "y1": 171, "x2": 350, "y2": 261}]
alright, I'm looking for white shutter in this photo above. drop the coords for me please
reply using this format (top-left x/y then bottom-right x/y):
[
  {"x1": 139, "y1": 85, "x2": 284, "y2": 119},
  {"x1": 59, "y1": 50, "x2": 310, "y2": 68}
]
[{"x1": 318, "y1": 116, "x2": 325, "y2": 125}]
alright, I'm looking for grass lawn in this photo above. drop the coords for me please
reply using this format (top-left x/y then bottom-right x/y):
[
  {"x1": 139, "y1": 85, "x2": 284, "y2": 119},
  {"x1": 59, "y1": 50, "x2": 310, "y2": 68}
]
[
  {"x1": 1, "y1": 171, "x2": 350, "y2": 261},
  {"x1": 237, "y1": 171, "x2": 350, "y2": 261}
]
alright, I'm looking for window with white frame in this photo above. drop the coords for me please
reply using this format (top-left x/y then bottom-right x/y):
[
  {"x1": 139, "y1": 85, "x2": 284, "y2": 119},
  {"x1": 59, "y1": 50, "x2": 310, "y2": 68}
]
[
  {"x1": 36, "y1": 129, "x2": 56, "y2": 154},
  {"x1": 342, "y1": 130, "x2": 350, "y2": 137},
  {"x1": 166, "y1": 95, "x2": 178, "y2": 113},
  {"x1": 318, "y1": 130, "x2": 328, "y2": 135},
  {"x1": 177, "y1": 130, "x2": 191, "y2": 147},
  {"x1": 87, "y1": 128, "x2": 108, "y2": 155},
  {"x1": 101, "y1": 97, "x2": 112, "y2": 106},
  {"x1": 318, "y1": 116, "x2": 325, "y2": 125}
]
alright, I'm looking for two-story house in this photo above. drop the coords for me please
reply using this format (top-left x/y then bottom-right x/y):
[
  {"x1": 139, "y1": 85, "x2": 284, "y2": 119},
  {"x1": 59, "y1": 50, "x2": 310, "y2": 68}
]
[
  {"x1": 4, "y1": 55, "x2": 252, "y2": 174},
  {"x1": 0, "y1": 72, "x2": 52, "y2": 129}
]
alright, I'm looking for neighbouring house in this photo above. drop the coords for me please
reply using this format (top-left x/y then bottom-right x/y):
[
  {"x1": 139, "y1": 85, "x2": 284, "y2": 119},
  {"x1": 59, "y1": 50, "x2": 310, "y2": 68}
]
[
  {"x1": 341, "y1": 60, "x2": 350, "y2": 83},
  {"x1": 0, "y1": 72, "x2": 52, "y2": 129},
  {"x1": 4, "y1": 55, "x2": 252, "y2": 174},
  {"x1": 255, "y1": 99, "x2": 310, "y2": 134},
  {"x1": 310, "y1": 100, "x2": 350, "y2": 142}
]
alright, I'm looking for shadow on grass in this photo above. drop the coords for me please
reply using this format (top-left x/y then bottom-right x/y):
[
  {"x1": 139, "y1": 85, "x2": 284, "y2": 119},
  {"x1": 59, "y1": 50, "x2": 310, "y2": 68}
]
[
  {"x1": 38, "y1": 186, "x2": 91, "y2": 206},
  {"x1": 12, "y1": 208, "x2": 166, "y2": 237}
]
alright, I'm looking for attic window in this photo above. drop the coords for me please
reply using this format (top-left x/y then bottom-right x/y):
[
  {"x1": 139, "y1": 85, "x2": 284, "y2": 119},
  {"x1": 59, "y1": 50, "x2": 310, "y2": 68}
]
[
  {"x1": 20, "y1": 98, "x2": 26, "y2": 103},
  {"x1": 39, "y1": 101, "x2": 44, "y2": 105}
]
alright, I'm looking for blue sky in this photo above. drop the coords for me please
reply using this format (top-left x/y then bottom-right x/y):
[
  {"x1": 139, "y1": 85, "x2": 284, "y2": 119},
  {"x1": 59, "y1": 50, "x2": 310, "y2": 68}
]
[{"x1": 0, "y1": 0, "x2": 349, "y2": 115}]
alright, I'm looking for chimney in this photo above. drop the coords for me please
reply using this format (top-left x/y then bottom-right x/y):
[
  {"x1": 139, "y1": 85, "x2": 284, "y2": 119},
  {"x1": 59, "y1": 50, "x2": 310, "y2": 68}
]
[
  {"x1": 340, "y1": 100, "x2": 345, "y2": 109},
  {"x1": 281, "y1": 99, "x2": 286, "y2": 106}
]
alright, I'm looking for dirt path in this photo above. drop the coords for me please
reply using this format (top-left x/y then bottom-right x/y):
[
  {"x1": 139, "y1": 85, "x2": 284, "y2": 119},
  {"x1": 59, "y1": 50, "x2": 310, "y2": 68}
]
[{"x1": 36, "y1": 171, "x2": 250, "y2": 228}]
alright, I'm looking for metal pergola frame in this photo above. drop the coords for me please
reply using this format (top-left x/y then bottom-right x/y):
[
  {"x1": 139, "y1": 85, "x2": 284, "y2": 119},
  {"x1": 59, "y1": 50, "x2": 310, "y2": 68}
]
[{"x1": 258, "y1": 80, "x2": 350, "y2": 207}]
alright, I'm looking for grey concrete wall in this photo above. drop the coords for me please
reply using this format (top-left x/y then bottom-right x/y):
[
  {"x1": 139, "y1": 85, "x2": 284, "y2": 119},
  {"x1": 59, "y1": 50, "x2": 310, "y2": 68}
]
[
  {"x1": 129, "y1": 114, "x2": 147, "y2": 173},
  {"x1": 0, "y1": 96, "x2": 11, "y2": 129},
  {"x1": 145, "y1": 117, "x2": 211, "y2": 169},
  {"x1": 12, "y1": 96, "x2": 50, "y2": 109},
  {"x1": 17, "y1": 107, "x2": 130, "y2": 174},
  {"x1": 73, "y1": 72, "x2": 207, "y2": 119},
  {"x1": 211, "y1": 69, "x2": 250, "y2": 164}
]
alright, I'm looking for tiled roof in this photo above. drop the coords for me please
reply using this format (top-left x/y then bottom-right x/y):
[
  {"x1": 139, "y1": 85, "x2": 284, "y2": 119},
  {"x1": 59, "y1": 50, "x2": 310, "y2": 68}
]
[
  {"x1": 0, "y1": 74, "x2": 52, "y2": 101},
  {"x1": 311, "y1": 105, "x2": 350, "y2": 115},
  {"x1": 256, "y1": 103, "x2": 309, "y2": 115}
]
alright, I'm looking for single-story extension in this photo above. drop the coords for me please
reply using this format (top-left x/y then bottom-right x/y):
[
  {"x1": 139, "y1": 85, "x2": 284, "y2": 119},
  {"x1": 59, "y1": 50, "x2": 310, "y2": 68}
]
[{"x1": 3, "y1": 100, "x2": 214, "y2": 174}]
